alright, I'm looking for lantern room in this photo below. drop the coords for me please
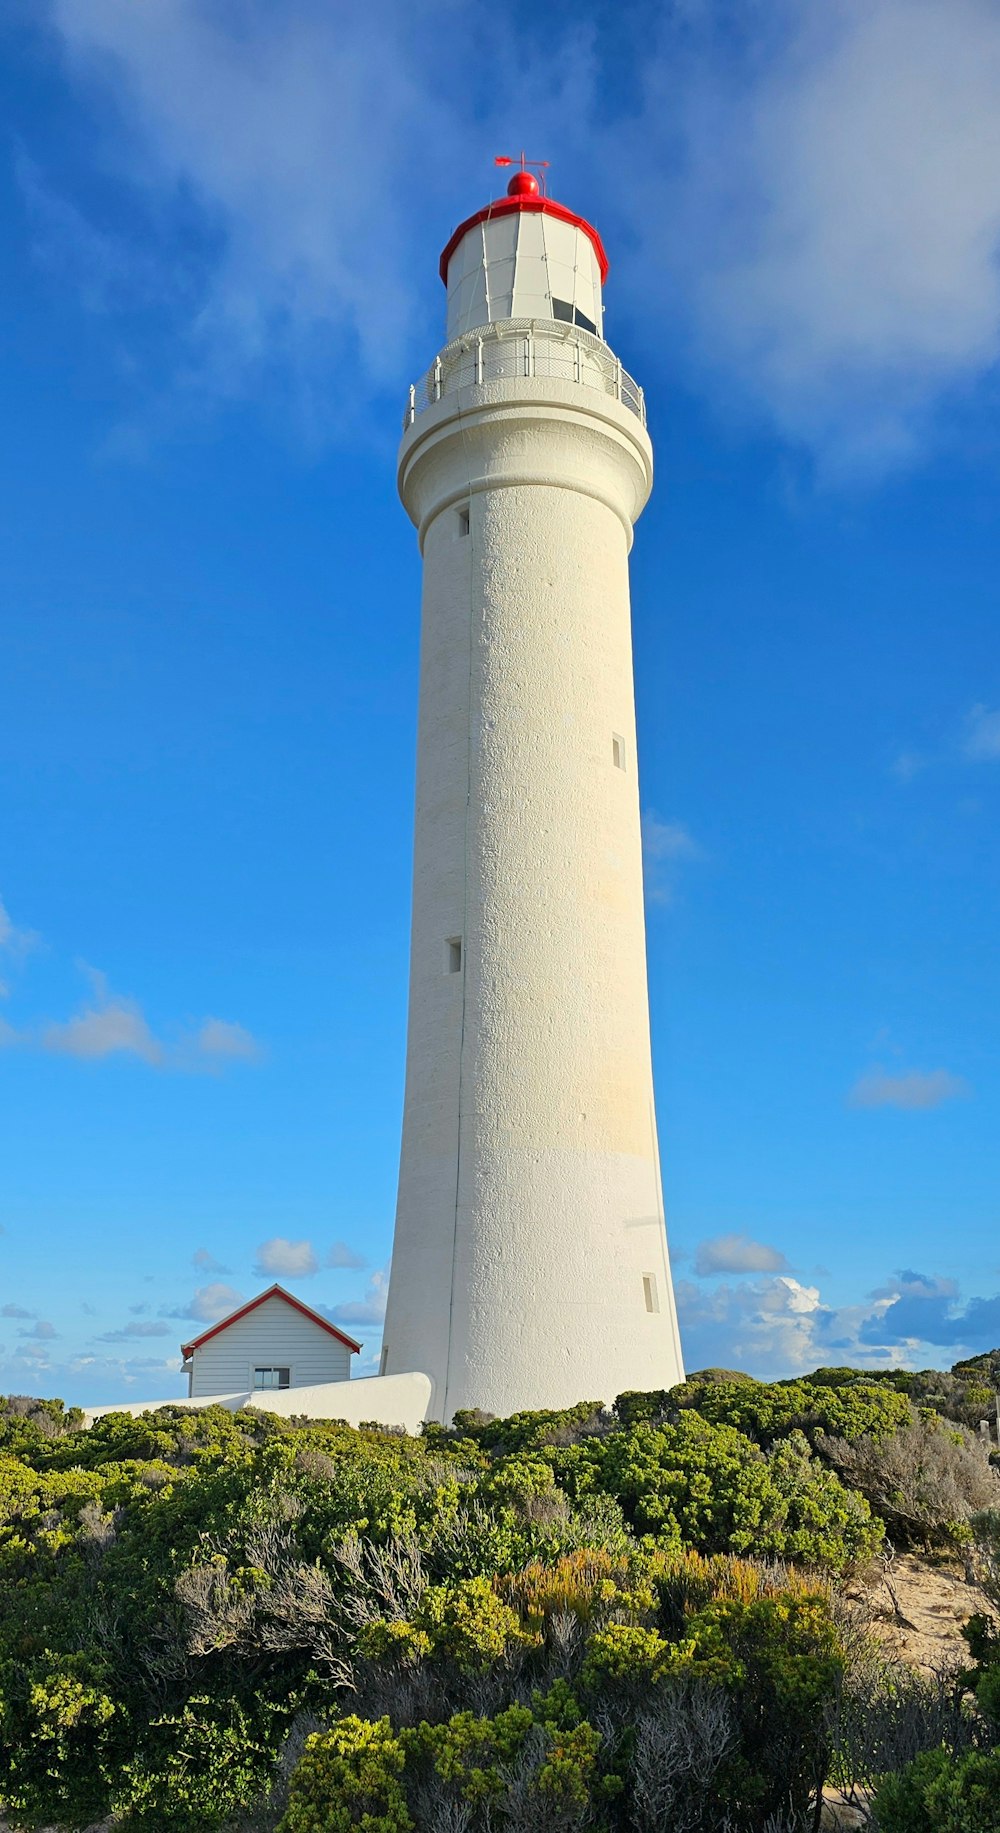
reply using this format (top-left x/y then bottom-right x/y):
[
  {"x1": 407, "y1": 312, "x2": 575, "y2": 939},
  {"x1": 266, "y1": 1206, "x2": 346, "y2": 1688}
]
[{"x1": 439, "y1": 171, "x2": 609, "y2": 344}]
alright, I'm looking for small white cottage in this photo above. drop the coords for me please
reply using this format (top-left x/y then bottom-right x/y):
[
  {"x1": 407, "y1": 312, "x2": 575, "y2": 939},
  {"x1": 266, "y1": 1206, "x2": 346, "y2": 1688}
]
[{"x1": 180, "y1": 1283, "x2": 361, "y2": 1399}]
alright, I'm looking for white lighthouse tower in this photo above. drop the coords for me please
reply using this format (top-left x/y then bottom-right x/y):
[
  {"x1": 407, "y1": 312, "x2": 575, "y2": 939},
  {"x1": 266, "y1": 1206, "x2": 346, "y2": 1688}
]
[{"x1": 381, "y1": 165, "x2": 684, "y2": 1423}]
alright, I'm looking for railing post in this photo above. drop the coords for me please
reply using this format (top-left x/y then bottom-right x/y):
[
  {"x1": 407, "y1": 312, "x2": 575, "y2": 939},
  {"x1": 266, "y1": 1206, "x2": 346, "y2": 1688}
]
[
  {"x1": 433, "y1": 357, "x2": 442, "y2": 402},
  {"x1": 574, "y1": 339, "x2": 581, "y2": 385},
  {"x1": 638, "y1": 384, "x2": 645, "y2": 426},
  {"x1": 475, "y1": 338, "x2": 483, "y2": 386},
  {"x1": 615, "y1": 358, "x2": 623, "y2": 402},
  {"x1": 523, "y1": 334, "x2": 531, "y2": 378},
  {"x1": 407, "y1": 383, "x2": 416, "y2": 427}
]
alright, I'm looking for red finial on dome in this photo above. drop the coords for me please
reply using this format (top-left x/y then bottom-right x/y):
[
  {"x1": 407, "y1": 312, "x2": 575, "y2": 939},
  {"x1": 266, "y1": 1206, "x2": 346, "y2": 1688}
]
[
  {"x1": 441, "y1": 156, "x2": 609, "y2": 286},
  {"x1": 495, "y1": 151, "x2": 549, "y2": 196}
]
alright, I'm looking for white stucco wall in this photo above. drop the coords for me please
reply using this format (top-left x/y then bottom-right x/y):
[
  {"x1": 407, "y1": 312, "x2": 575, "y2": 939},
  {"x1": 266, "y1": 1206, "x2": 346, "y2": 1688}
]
[
  {"x1": 383, "y1": 367, "x2": 685, "y2": 1423},
  {"x1": 187, "y1": 1295, "x2": 353, "y2": 1397},
  {"x1": 80, "y1": 1371, "x2": 433, "y2": 1436}
]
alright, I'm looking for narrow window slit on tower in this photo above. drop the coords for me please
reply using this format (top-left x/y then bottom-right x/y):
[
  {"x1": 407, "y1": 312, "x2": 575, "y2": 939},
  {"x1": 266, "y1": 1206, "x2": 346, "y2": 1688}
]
[
  {"x1": 642, "y1": 1275, "x2": 659, "y2": 1314},
  {"x1": 446, "y1": 937, "x2": 463, "y2": 974},
  {"x1": 612, "y1": 733, "x2": 626, "y2": 771},
  {"x1": 456, "y1": 505, "x2": 470, "y2": 537}
]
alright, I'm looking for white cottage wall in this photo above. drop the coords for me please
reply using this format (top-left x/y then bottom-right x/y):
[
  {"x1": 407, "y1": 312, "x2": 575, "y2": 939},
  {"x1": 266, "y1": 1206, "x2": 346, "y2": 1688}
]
[{"x1": 188, "y1": 1295, "x2": 353, "y2": 1398}]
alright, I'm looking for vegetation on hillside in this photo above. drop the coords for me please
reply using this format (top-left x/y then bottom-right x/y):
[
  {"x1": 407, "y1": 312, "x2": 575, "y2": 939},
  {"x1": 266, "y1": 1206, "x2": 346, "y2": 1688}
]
[{"x1": 0, "y1": 1356, "x2": 998, "y2": 1831}]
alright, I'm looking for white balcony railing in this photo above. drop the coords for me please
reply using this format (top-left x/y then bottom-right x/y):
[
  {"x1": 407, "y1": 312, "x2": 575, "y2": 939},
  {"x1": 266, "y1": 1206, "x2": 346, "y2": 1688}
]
[{"x1": 403, "y1": 318, "x2": 646, "y2": 431}]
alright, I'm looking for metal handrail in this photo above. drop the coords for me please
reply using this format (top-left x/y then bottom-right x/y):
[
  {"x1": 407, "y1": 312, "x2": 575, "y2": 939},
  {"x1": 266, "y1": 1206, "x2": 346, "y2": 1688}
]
[{"x1": 403, "y1": 319, "x2": 646, "y2": 430}]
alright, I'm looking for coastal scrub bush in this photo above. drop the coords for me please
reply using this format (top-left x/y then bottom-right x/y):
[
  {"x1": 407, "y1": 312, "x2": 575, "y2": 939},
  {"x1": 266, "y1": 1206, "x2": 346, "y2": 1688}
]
[
  {"x1": 818, "y1": 1412, "x2": 998, "y2": 1545},
  {"x1": 670, "y1": 1375, "x2": 911, "y2": 1448},
  {"x1": 550, "y1": 1413, "x2": 881, "y2": 1566},
  {"x1": 872, "y1": 1747, "x2": 1000, "y2": 1833},
  {"x1": 277, "y1": 1715, "x2": 412, "y2": 1833}
]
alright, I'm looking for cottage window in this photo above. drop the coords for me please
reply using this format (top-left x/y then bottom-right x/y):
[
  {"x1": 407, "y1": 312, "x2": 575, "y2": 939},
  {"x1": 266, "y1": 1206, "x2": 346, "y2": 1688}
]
[{"x1": 254, "y1": 1366, "x2": 291, "y2": 1390}]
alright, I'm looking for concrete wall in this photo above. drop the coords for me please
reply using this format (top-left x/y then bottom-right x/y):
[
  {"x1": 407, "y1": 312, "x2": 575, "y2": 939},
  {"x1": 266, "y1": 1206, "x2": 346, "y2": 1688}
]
[
  {"x1": 81, "y1": 1371, "x2": 433, "y2": 1436},
  {"x1": 188, "y1": 1294, "x2": 353, "y2": 1397},
  {"x1": 383, "y1": 371, "x2": 684, "y2": 1422}
]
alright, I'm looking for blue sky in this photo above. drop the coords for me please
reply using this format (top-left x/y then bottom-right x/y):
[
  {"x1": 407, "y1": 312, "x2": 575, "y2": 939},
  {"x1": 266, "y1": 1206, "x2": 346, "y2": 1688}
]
[{"x1": 0, "y1": 0, "x2": 998, "y2": 1405}]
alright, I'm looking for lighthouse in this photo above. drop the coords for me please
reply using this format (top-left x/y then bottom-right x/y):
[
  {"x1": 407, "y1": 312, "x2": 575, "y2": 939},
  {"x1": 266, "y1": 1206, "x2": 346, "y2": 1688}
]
[{"x1": 381, "y1": 165, "x2": 685, "y2": 1422}]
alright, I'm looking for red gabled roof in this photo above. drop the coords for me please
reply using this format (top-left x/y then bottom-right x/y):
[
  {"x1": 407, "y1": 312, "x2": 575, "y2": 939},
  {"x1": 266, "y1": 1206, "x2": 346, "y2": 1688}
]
[
  {"x1": 180, "y1": 1283, "x2": 362, "y2": 1362},
  {"x1": 439, "y1": 193, "x2": 610, "y2": 287}
]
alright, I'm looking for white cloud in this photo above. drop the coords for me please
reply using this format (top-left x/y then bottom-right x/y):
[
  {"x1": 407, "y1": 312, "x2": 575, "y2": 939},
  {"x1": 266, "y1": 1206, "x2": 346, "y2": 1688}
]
[
  {"x1": 97, "y1": 1321, "x2": 171, "y2": 1341},
  {"x1": 890, "y1": 750, "x2": 927, "y2": 783},
  {"x1": 38, "y1": 0, "x2": 1000, "y2": 475},
  {"x1": 194, "y1": 1018, "x2": 264, "y2": 1063},
  {"x1": 849, "y1": 1066, "x2": 971, "y2": 1110},
  {"x1": 67, "y1": 1350, "x2": 184, "y2": 1390},
  {"x1": 0, "y1": 894, "x2": 40, "y2": 962},
  {"x1": 37, "y1": 967, "x2": 263, "y2": 1072},
  {"x1": 253, "y1": 1236, "x2": 319, "y2": 1279},
  {"x1": 640, "y1": 0, "x2": 1000, "y2": 475},
  {"x1": 327, "y1": 1240, "x2": 366, "y2": 1270},
  {"x1": 641, "y1": 814, "x2": 704, "y2": 906},
  {"x1": 192, "y1": 1247, "x2": 231, "y2": 1274},
  {"x1": 325, "y1": 1267, "x2": 388, "y2": 1330},
  {"x1": 43, "y1": 991, "x2": 164, "y2": 1064},
  {"x1": 164, "y1": 1282, "x2": 244, "y2": 1323},
  {"x1": 677, "y1": 1259, "x2": 1000, "y2": 1379},
  {"x1": 965, "y1": 704, "x2": 1000, "y2": 760},
  {"x1": 678, "y1": 1274, "x2": 829, "y2": 1378},
  {"x1": 694, "y1": 1233, "x2": 792, "y2": 1277}
]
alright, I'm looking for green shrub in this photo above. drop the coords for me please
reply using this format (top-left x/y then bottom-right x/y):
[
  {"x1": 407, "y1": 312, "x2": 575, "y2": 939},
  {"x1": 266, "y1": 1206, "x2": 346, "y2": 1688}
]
[
  {"x1": 552, "y1": 1413, "x2": 881, "y2": 1566},
  {"x1": 671, "y1": 1375, "x2": 911, "y2": 1447},
  {"x1": 114, "y1": 1695, "x2": 274, "y2": 1831},
  {"x1": 414, "y1": 1576, "x2": 535, "y2": 1671},
  {"x1": 873, "y1": 1747, "x2": 1000, "y2": 1832},
  {"x1": 278, "y1": 1716, "x2": 411, "y2": 1833}
]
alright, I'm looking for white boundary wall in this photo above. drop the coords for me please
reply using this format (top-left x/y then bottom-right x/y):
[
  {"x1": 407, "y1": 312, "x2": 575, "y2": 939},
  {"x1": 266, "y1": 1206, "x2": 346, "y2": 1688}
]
[{"x1": 80, "y1": 1371, "x2": 433, "y2": 1436}]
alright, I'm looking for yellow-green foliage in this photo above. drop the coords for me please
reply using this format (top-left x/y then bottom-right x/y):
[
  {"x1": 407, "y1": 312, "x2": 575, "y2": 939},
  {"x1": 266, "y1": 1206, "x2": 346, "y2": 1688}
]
[
  {"x1": 0, "y1": 1355, "x2": 991, "y2": 1832},
  {"x1": 413, "y1": 1576, "x2": 538, "y2": 1671},
  {"x1": 278, "y1": 1716, "x2": 412, "y2": 1833}
]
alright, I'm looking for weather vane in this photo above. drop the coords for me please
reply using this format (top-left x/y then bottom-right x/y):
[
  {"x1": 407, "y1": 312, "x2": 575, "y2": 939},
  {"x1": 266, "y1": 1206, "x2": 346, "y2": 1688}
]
[{"x1": 494, "y1": 151, "x2": 550, "y2": 194}]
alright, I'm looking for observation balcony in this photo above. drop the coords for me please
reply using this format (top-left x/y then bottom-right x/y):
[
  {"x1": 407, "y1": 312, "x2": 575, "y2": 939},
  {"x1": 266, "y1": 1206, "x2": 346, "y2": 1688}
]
[{"x1": 403, "y1": 318, "x2": 645, "y2": 431}]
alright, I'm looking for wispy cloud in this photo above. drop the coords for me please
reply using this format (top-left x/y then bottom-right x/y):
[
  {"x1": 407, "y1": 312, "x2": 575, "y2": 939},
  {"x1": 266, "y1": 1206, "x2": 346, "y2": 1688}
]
[
  {"x1": 44, "y1": 987, "x2": 164, "y2": 1065},
  {"x1": 192, "y1": 1018, "x2": 264, "y2": 1064},
  {"x1": 694, "y1": 1233, "x2": 792, "y2": 1277},
  {"x1": 20, "y1": 1320, "x2": 58, "y2": 1341},
  {"x1": 0, "y1": 894, "x2": 41, "y2": 1002},
  {"x1": 641, "y1": 814, "x2": 704, "y2": 906},
  {"x1": 327, "y1": 1240, "x2": 366, "y2": 1270},
  {"x1": 324, "y1": 1267, "x2": 388, "y2": 1330},
  {"x1": 32, "y1": 0, "x2": 1000, "y2": 476},
  {"x1": 849, "y1": 1066, "x2": 971, "y2": 1110},
  {"x1": 162, "y1": 1282, "x2": 244, "y2": 1324},
  {"x1": 0, "y1": 1303, "x2": 34, "y2": 1319},
  {"x1": 890, "y1": 750, "x2": 927, "y2": 783},
  {"x1": 253, "y1": 1237, "x2": 319, "y2": 1280},
  {"x1": 192, "y1": 1247, "x2": 231, "y2": 1275},
  {"x1": 964, "y1": 704, "x2": 1000, "y2": 761},
  {"x1": 29, "y1": 967, "x2": 263, "y2": 1073},
  {"x1": 97, "y1": 1321, "x2": 171, "y2": 1342}
]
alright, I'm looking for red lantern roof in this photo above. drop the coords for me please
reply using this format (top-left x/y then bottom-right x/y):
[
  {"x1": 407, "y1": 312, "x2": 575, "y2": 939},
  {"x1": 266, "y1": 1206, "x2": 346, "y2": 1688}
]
[{"x1": 439, "y1": 174, "x2": 610, "y2": 288}]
